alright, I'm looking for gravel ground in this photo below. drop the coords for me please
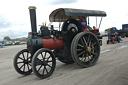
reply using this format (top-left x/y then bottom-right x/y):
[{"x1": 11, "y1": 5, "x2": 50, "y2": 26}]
[{"x1": 0, "y1": 37, "x2": 128, "y2": 85}]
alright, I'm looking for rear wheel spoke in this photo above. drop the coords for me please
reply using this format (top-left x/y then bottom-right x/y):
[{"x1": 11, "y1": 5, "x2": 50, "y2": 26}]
[
  {"x1": 77, "y1": 49, "x2": 83, "y2": 51},
  {"x1": 88, "y1": 40, "x2": 92, "y2": 47},
  {"x1": 77, "y1": 51, "x2": 85, "y2": 57},
  {"x1": 77, "y1": 44, "x2": 84, "y2": 48},
  {"x1": 84, "y1": 56, "x2": 86, "y2": 62},
  {"x1": 83, "y1": 37, "x2": 87, "y2": 46},
  {"x1": 81, "y1": 54, "x2": 85, "y2": 61},
  {"x1": 91, "y1": 52, "x2": 96, "y2": 56},
  {"x1": 91, "y1": 42, "x2": 97, "y2": 46},
  {"x1": 80, "y1": 38, "x2": 84, "y2": 45},
  {"x1": 87, "y1": 35, "x2": 90, "y2": 44}
]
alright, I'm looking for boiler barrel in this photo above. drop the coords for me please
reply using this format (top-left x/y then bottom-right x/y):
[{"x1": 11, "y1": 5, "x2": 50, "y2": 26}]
[{"x1": 42, "y1": 38, "x2": 63, "y2": 50}]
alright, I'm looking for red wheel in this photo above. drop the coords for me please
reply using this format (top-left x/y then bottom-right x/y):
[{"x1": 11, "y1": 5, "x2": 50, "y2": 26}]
[{"x1": 121, "y1": 33, "x2": 125, "y2": 38}]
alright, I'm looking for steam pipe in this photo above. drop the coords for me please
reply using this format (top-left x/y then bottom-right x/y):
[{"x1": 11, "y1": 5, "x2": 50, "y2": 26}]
[{"x1": 28, "y1": 6, "x2": 37, "y2": 38}]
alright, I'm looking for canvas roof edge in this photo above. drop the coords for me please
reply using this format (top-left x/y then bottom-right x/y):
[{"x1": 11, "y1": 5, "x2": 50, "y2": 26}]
[{"x1": 49, "y1": 8, "x2": 107, "y2": 22}]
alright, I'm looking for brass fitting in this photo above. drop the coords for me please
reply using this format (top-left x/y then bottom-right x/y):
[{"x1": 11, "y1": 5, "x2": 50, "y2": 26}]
[{"x1": 28, "y1": 6, "x2": 36, "y2": 9}]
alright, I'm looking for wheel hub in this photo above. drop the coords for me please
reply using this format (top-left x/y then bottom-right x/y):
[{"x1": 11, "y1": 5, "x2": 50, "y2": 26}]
[
  {"x1": 23, "y1": 60, "x2": 29, "y2": 64},
  {"x1": 42, "y1": 61, "x2": 48, "y2": 66},
  {"x1": 86, "y1": 47, "x2": 91, "y2": 53},
  {"x1": 72, "y1": 28, "x2": 76, "y2": 32}
]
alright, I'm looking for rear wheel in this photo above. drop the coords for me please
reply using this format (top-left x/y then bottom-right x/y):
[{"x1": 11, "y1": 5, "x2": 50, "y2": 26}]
[
  {"x1": 71, "y1": 32, "x2": 100, "y2": 68},
  {"x1": 107, "y1": 40, "x2": 109, "y2": 44}
]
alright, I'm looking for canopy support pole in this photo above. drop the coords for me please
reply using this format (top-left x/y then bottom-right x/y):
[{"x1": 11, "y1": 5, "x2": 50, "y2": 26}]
[
  {"x1": 96, "y1": 16, "x2": 97, "y2": 28},
  {"x1": 88, "y1": 16, "x2": 89, "y2": 26},
  {"x1": 98, "y1": 17, "x2": 103, "y2": 29}
]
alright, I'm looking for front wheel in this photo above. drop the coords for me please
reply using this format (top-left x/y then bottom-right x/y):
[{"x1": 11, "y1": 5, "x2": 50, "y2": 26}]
[
  {"x1": 32, "y1": 48, "x2": 56, "y2": 79},
  {"x1": 13, "y1": 49, "x2": 32, "y2": 75},
  {"x1": 71, "y1": 32, "x2": 100, "y2": 68}
]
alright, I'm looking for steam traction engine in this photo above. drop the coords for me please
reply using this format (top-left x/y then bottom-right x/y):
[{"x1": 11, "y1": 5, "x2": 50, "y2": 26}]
[{"x1": 13, "y1": 6, "x2": 106, "y2": 79}]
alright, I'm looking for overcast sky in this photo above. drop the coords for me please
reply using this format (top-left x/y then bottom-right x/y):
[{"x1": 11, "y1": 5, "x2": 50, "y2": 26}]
[{"x1": 0, "y1": 0, "x2": 128, "y2": 40}]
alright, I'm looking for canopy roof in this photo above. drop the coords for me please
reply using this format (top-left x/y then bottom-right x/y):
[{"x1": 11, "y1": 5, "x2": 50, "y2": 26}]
[{"x1": 49, "y1": 8, "x2": 107, "y2": 22}]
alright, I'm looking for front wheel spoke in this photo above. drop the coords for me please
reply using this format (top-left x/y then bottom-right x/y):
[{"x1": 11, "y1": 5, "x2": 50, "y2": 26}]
[
  {"x1": 77, "y1": 51, "x2": 85, "y2": 57},
  {"x1": 47, "y1": 64, "x2": 52, "y2": 68},
  {"x1": 28, "y1": 63, "x2": 32, "y2": 66},
  {"x1": 27, "y1": 56, "x2": 31, "y2": 59},
  {"x1": 47, "y1": 56, "x2": 51, "y2": 61},
  {"x1": 23, "y1": 64, "x2": 25, "y2": 71},
  {"x1": 27, "y1": 64, "x2": 30, "y2": 70},
  {"x1": 22, "y1": 53, "x2": 25, "y2": 60},
  {"x1": 18, "y1": 57, "x2": 24, "y2": 60},
  {"x1": 44, "y1": 52, "x2": 47, "y2": 59},
  {"x1": 44, "y1": 66, "x2": 48, "y2": 74},
  {"x1": 41, "y1": 53, "x2": 44, "y2": 59},
  {"x1": 47, "y1": 60, "x2": 52, "y2": 62},
  {"x1": 17, "y1": 61, "x2": 23, "y2": 64},
  {"x1": 38, "y1": 65, "x2": 43, "y2": 72},
  {"x1": 37, "y1": 57, "x2": 41, "y2": 61},
  {"x1": 42, "y1": 66, "x2": 45, "y2": 75},
  {"x1": 26, "y1": 52, "x2": 29, "y2": 60},
  {"x1": 19, "y1": 64, "x2": 24, "y2": 69}
]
